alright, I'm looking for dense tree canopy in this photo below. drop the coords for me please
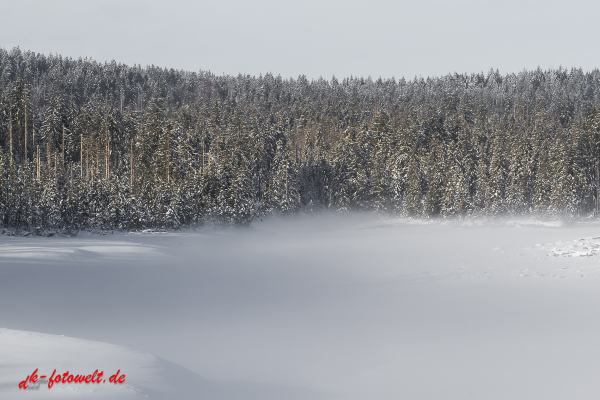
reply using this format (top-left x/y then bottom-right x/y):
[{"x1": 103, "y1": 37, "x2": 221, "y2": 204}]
[{"x1": 2, "y1": 47, "x2": 600, "y2": 232}]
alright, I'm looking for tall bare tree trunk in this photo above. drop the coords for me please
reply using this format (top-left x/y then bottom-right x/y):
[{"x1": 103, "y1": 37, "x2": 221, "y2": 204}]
[
  {"x1": 201, "y1": 138, "x2": 205, "y2": 173},
  {"x1": 106, "y1": 132, "x2": 109, "y2": 179},
  {"x1": 33, "y1": 126, "x2": 37, "y2": 176},
  {"x1": 9, "y1": 109, "x2": 13, "y2": 167},
  {"x1": 46, "y1": 142, "x2": 50, "y2": 177},
  {"x1": 216, "y1": 130, "x2": 220, "y2": 163},
  {"x1": 62, "y1": 126, "x2": 65, "y2": 170},
  {"x1": 24, "y1": 104, "x2": 27, "y2": 164},
  {"x1": 105, "y1": 110, "x2": 108, "y2": 179},
  {"x1": 86, "y1": 141, "x2": 89, "y2": 180},
  {"x1": 596, "y1": 161, "x2": 600, "y2": 215},
  {"x1": 130, "y1": 138, "x2": 134, "y2": 189},
  {"x1": 285, "y1": 160, "x2": 288, "y2": 199}
]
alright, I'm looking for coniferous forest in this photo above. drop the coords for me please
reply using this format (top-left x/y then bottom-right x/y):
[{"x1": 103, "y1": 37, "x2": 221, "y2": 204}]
[{"x1": 2, "y1": 47, "x2": 600, "y2": 232}]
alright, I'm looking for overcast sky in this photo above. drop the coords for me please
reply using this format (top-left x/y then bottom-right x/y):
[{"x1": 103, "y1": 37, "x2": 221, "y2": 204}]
[{"x1": 2, "y1": 0, "x2": 599, "y2": 80}]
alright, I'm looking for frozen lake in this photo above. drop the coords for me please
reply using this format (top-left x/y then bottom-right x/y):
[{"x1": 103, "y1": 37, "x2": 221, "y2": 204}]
[{"x1": 2, "y1": 213, "x2": 600, "y2": 399}]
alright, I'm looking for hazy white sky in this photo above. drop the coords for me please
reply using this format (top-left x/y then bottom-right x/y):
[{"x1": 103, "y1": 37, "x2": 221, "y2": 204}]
[{"x1": 2, "y1": 0, "x2": 598, "y2": 80}]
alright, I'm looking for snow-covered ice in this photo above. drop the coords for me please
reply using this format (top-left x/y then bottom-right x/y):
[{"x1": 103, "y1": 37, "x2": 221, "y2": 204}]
[
  {"x1": 3, "y1": 213, "x2": 600, "y2": 399},
  {"x1": 0, "y1": 327, "x2": 213, "y2": 399}
]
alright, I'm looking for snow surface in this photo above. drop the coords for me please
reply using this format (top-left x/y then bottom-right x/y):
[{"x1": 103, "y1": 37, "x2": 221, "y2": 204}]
[
  {"x1": 3, "y1": 213, "x2": 600, "y2": 399},
  {"x1": 0, "y1": 328, "x2": 213, "y2": 399}
]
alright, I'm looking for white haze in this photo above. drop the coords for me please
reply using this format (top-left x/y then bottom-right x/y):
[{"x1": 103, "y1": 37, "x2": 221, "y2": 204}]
[{"x1": 2, "y1": 213, "x2": 600, "y2": 398}]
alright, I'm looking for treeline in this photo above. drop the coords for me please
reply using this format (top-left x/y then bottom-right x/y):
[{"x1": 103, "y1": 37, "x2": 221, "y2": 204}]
[{"x1": 1, "y1": 47, "x2": 600, "y2": 231}]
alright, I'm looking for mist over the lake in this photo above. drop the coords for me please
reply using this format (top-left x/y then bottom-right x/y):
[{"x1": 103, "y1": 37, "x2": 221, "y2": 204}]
[{"x1": 3, "y1": 213, "x2": 600, "y2": 399}]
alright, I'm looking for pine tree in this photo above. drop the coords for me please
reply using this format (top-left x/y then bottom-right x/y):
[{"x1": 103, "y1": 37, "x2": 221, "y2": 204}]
[
  {"x1": 405, "y1": 149, "x2": 422, "y2": 216},
  {"x1": 423, "y1": 136, "x2": 445, "y2": 217},
  {"x1": 269, "y1": 139, "x2": 300, "y2": 214}
]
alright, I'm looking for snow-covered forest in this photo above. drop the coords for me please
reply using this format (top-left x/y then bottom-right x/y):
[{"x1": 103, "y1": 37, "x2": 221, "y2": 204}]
[{"x1": 2, "y1": 47, "x2": 600, "y2": 231}]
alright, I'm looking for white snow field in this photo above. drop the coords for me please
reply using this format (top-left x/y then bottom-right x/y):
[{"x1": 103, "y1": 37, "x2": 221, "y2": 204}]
[{"x1": 2, "y1": 213, "x2": 600, "y2": 399}]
